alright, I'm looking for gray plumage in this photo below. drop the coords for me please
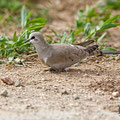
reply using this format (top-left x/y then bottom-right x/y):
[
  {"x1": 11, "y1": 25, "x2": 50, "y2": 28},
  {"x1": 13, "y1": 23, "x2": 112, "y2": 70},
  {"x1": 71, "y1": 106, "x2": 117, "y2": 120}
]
[{"x1": 25, "y1": 32, "x2": 119, "y2": 71}]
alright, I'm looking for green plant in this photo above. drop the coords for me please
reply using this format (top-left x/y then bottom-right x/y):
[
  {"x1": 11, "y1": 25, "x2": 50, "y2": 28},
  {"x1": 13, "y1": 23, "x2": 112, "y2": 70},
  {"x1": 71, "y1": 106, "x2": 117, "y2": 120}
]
[
  {"x1": 74, "y1": 3, "x2": 120, "y2": 51},
  {"x1": 0, "y1": 0, "x2": 50, "y2": 27},
  {"x1": 46, "y1": 27, "x2": 76, "y2": 44},
  {"x1": 97, "y1": 0, "x2": 120, "y2": 9},
  {"x1": 0, "y1": 6, "x2": 46, "y2": 60}
]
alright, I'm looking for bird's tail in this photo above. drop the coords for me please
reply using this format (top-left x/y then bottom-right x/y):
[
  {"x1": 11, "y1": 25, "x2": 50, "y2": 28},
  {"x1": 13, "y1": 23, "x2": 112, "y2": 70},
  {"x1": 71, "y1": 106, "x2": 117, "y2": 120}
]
[
  {"x1": 85, "y1": 45, "x2": 100, "y2": 55},
  {"x1": 85, "y1": 45, "x2": 120, "y2": 56},
  {"x1": 101, "y1": 50, "x2": 120, "y2": 55}
]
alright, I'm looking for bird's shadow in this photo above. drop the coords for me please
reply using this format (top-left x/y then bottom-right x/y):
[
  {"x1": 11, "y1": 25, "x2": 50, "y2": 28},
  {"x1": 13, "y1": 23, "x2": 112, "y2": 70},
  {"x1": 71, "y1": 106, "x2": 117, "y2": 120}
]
[{"x1": 47, "y1": 68, "x2": 100, "y2": 76}]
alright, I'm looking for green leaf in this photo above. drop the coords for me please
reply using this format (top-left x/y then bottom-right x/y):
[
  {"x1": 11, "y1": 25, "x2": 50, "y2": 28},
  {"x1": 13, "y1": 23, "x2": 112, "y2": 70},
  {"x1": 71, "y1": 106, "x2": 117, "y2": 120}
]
[
  {"x1": 21, "y1": 6, "x2": 26, "y2": 29},
  {"x1": 97, "y1": 32, "x2": 107, "y2": 44},
  {"x1": 103, "y1": 47, "x2": 117, "y2": 51},
  {"x1": 28, "y1": 18, "x2": 46, "y2": 24},
  {"x1": 13, "y1": 32, "x2": 17, "y2": 42},
  {"x1": 102, "y1": 15, "x2": 119, "y2": 26},
  {"x1": 98, "y1": 23, "x2": 120, "y2": 32},
  {"x1": 26, "y1": 11, "x2": 32, "y2": 20},
  {"x1": 27, "y1": 24, "x2": 45, "y2": 31},
  {"x1": 75, "y1": 20, "x2": 84, "y2": 28},
  {"x1": 74, "y1": 27, "x2": 84, "y2": 35},
  {"x1": 6, "y1": 41, "x2": 14, "y2": 45},
  {"x1": 61, "y1": 32, "x2": 67, "y2": 43},
  {"x1": 52, "y1": 29, "x2": 59, "y2": 37},
  {"x1": 99, "y1": 42, "x2": 107, "y2": 50},
  {"x1": 84, "y1": 23, "x2": 90, "y2": 36},
  {"x1": 26, "y1": 11, "x2": 32, "y2": 27},
  {"x1": 8, "y1": 56, "x2": 14, "y2": 62}
]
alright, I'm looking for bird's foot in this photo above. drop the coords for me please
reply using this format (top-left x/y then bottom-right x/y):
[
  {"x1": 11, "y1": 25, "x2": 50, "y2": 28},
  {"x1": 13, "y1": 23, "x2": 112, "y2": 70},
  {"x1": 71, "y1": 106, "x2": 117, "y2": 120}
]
[{"x1": 44, "y1": 68, "x2": 66, "y2": 73}]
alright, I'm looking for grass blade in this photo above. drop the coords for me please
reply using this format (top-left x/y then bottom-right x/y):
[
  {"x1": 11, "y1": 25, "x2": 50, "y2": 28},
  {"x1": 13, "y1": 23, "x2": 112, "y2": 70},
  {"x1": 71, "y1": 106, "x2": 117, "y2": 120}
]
[{"x1": 21, "y1": 6, "x2": 26, "y2": 29}]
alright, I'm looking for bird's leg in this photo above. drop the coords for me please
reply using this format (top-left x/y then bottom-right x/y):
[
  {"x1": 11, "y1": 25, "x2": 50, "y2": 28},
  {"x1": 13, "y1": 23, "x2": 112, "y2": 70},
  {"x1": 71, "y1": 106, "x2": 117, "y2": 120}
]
[
  {"x1": 55, "y1": 68, "x2": 66, "y2": 72},
  {"x1": 45, "y1": 68, "x2": 66, "y2": 72}
]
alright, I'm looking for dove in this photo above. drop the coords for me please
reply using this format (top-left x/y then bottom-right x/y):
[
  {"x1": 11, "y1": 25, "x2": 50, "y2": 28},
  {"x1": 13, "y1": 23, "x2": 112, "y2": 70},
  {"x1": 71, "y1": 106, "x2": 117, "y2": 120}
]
[{"x1": 25, "y1": 32, "x2": 120, "y2": 72}]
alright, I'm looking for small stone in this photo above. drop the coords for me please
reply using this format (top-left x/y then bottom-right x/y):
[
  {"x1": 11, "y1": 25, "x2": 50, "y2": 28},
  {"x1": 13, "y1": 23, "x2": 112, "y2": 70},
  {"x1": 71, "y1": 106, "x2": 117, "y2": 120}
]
[
  {"x1": 65, "y1": 68, "x2": 70, "y2": 72},
  {"x1": 73, "y1": 94, "x2": 79, "y2": 100},
  {"x1": 0, "y1": 77, "x2": 14, "y2": 85},
  {"x1": 74, "y1": 63, "x2": 79, "y2": 67},
  {"x1": 15, "y1": 80, "x2": 22, "y2": 87},
  {"x1": 112, "y1": 91, "x2": 120, "y2": 97},
  {"x1": 95, "y1": 60, "x2": 99, "y2": 63},
  {"x1": 110, "y1": 96, "x2": 114, "y2": 100},
  {"x1": 87, "y1": 96, "x2": 93, "y2": 101},
  {"x1": 45, "y1": 71, "x2": 51, "y2": 74},
  {"x1": 41, "y1": 78, "x2": 45, "y2": 81},
  {"x1": 41, "y1": 78, "x2": 50, "y2": 81},
  {"x1": 96, "y1": 72, "x2": 100, "y2": 75},
  {"x1": 1, "y1": 90, "x2": 8, "y2": 97},
  {"x1": 26, "y1": 104, "x2": 34, "y2": 109},
  {"x1": 83, "y1": 73, "x2": 88, "y2": 77},
  {"x1": 61, "y1": 89, "x2": 69, "y2": 95},
  {"x1": 61, "y1": 106, "x2": 65, "y2": 109},
  {"x1": 14, "y1": 58, "x2": 21, "y2": 64}
]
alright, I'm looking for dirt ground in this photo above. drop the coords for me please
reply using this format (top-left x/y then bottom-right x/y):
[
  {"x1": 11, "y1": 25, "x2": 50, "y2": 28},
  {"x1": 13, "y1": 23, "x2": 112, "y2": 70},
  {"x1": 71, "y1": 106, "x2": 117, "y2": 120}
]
[{"x1": 0, "y1": 0, "x2": 120, "y2": 120}]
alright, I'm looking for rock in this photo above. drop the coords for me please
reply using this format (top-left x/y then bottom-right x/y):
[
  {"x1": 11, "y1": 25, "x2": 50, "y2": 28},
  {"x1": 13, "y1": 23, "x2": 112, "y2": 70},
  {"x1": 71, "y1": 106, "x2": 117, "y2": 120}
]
[
  {"x1": 112, "y1": 91, "x2": 120, "y2": 97},
  {"x1": 41, "y1": 78, "x2": 45, "y2": 81},
  {"x1": 83, "y1": 73, "x2": 88, "y2": 77},
  {"x1": 41, "y1": 78, "x2": 50, "y2": 81},
  {"x1": 61, "y1": 89, "x2": 69, "y2": 95},
  {"x1": 0, "y1": 77, "x2": 14, "y2": 85},
  {"x1": 74, "y1": 63, "x2": 79, "y2": 67},
  {"x1": 45, "y1": 71, "x2": 51, "y2": 74},
  {"x1": 73, "y1": 94, "x2": 79, "y2": 100},
  {"x1": 1, "y1": 90, "x2": 8, "y2": 97},
  {"x1": 65, "y1": 68, "x2": 69, "y2": 72},
  {"x1": 14, "y1": 58, "x2": 21, "y2": 64},
  {"x1": 15, "y1": 80, "x2": 22, "y2": 87}
]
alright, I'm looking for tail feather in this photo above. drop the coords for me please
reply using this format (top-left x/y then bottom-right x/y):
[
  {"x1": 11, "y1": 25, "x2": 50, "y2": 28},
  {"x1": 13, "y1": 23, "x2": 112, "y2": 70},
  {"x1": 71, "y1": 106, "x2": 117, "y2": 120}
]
[
  {"x1": 101, "y1": 50, "x2": 120, "y2": 55},
  {"x1": 85, "y1": 45, "x2": 99, "y2": 55}
]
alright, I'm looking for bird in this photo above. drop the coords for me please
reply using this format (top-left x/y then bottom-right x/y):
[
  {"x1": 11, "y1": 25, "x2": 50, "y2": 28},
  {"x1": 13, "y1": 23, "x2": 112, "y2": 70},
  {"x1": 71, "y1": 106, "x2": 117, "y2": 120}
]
[{"x1": 25, "y1": 32, "x2": 120, "y2": 72}]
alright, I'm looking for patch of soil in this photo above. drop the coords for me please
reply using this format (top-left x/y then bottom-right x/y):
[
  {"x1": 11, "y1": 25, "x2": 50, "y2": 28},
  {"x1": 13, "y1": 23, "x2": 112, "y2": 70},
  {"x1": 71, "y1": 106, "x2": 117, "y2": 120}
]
[{"x1": 0, "y1": 0, "x2": 120, "y2": 120}]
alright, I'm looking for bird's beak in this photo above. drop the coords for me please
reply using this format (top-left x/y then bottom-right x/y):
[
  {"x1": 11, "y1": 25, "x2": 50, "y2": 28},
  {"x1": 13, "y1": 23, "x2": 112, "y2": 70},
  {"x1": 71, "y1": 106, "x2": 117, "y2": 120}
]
[{"x1": 24, "y1": 39, "x2": 31, "y2": 43}]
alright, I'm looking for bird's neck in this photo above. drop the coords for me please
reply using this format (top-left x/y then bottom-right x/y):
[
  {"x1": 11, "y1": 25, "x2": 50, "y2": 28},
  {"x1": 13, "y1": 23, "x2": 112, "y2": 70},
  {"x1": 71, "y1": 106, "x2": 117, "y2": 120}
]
[{"x1": 34, "y1": 41, "x2": 51, "y2": 59}]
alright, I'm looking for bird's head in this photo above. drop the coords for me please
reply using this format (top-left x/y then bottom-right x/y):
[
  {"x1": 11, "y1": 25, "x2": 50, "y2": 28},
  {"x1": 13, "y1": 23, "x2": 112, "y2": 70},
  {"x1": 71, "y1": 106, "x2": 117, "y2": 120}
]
[{"x1": 25, "y1": 32, "x2": 44, "y2": 44}]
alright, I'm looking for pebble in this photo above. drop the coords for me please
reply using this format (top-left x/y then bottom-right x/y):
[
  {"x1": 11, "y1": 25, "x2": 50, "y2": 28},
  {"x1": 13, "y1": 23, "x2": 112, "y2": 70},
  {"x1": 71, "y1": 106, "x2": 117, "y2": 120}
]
[
  {"x1": 65, "y1": 68, "x2": 70, "y2": 72},
  {"x1": 41, "y1": 78, "x2": 50, "y2": 81},
  {"x1": 74, "y1": 63, "x2": 79, "y2": 67},
  {"x1": 1, "y1": 90, "x2": 8, "y2": 97},
  {"x1": 73, "y1": 94, "x2": 80, "y2": 100},
  {"x1": 45, "y1": 71, "x2": 51, "y2": 74},
  {"x1": 112, "y1": 91, "x2": 120, "y2": 97},
  {"x1": 83, "y1": 73, "x2": 88, "y2": 77},
  {"x1": 15, "y1": 80, "x2": 22, "y2": 87},
  {"x1": 0, "y1": 77, "x2": 14, "y2": 85},
  {"x1": 61, "y1": 89, "x2": 69, "y2": 95},
  {"x1": 95, "y1": 60, "x2": 99, "y2": 63},
  {"x1": 14, "y1": 58, "x2": 21, "y2": 64}
]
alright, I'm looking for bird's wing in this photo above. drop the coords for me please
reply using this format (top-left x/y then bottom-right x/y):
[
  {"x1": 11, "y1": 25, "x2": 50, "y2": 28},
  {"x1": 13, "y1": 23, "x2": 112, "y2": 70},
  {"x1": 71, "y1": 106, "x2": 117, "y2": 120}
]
[
  {"x1": 46, "y1": 44, "x2": 88, "y2": 69},
  {"x1": 73, "y1": 40, "x2": 94, "y2": 47}
]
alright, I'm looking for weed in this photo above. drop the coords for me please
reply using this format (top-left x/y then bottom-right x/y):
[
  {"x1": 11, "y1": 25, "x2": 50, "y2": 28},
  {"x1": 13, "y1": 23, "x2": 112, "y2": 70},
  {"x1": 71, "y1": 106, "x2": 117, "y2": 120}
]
[
  {"x1": 47, "y1": 27, "x2": 76, "y2": 44},
  {"x1": 0, "y1": 6, "x2": 46, "y2": 62},
  {"x1": 74, "y1": 4, "x2": 120, "y2": 51}
]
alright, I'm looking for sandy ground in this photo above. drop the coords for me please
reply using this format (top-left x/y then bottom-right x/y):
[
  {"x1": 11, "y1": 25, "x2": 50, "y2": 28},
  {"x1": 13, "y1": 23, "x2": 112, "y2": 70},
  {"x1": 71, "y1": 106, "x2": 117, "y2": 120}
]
[{"x1": 0, "y1": 0, "x2": 120, "y2": 120}]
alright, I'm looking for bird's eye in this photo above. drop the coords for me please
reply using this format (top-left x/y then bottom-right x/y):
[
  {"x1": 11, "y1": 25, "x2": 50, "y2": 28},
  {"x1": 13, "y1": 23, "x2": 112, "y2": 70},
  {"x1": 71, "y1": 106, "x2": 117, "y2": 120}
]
[{"x1": 31, "y1": 36, "x2": 35, "y2": 39}]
